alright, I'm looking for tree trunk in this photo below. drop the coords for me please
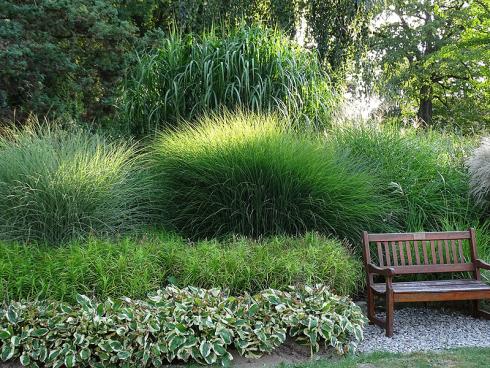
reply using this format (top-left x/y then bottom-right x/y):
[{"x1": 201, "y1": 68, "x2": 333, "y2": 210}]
[{"x1": 417, "y1": 84, "x2": 433, "y2": 125}]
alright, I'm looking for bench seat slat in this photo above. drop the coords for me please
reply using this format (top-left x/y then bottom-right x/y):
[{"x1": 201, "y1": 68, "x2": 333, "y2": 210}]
[{"x1": 371, "y1": 279, "x2": 490, "y2": 294}]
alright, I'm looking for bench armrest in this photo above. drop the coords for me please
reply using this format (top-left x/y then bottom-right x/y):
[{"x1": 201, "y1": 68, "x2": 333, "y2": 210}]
[
  {"x1": 368, "y1": 263, "x2": 395, "y2": 276},
  {"x1": 476, "y1": 259, "x2": 490, "y2": 270}
]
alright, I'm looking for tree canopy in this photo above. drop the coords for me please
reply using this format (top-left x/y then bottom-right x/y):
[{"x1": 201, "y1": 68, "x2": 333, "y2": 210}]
[{"x1": 368, "y1": 0, "x2": 490, "y2": 130}]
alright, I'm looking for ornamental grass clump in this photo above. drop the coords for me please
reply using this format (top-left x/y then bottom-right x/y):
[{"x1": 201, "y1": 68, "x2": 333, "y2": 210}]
[
  {"x1": 119, "y1": 24, "x2": 336, "y2": 135},
  {"x1": 329, "y1": 125, "x2": 474, "y2": 231},
  {"x1": 0, "y1": 125, "x2": 150, "y2": 244},
  {"x1": 149, "y1": 112, "x2": 391, "y2": 241},
  {"x1": 0, "y1": 285, "x2": 366, "y2": 367},
  {"x1": 467, "y1": 138, "x2": 490, "y2": 214}
]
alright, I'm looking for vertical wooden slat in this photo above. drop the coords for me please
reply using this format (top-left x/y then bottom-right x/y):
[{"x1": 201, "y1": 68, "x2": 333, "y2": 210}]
[
  {"x1": 384, "y1": 241, "x2": 391, "y2": 266},
  {"x1": 422, "y1": 240, "x2": 429, "y2": 265},
  {"x1": 469, "y1": 228, "x2": 480, "y2": 281},
  {"x1": 430, "y1": 240, "x2": 437, "y2": 264},
  {"x1": 444, "y1": 240, "x2": 451, "y2": 264},
  {"x1": 451, "y1": 240, "x2": 458, "y2": 263},
  {"x1": 437, "y1": 240, "x2": 444, "y2": 265},
  {"x1": 406, "y1": 241, "x2": 413, "y2": 265},
  {"x1": 377, "y1": 241, "x2": 384, "y2": 266},
  {"x1": 399, "y1": 241, "x2": 406, "y2": 266},
  {"x1": 458, "y1": 239, "x2": 465, "y2": 263},
  {"x1": 391, "y1": 242, "x2": 398, "y2": 266},
  {"x1": 414, "y1": 240, "x2": 421, "y2": 265}
]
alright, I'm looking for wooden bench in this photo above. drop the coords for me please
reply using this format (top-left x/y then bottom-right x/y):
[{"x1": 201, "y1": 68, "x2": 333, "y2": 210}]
[{"x1": 362, "y1": 228, "x2": 490, "y2": 337}]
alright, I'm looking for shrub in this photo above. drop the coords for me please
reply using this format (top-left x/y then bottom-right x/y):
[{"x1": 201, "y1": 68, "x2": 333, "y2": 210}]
[
  {"x1": 0, "y1": 125, "x2": 150, "y2": 244},
  {"x1": 149, "y1": 112, "x2": 391, "y2": 241},
  {"x1": 467, "y1": 138, "x2": 490, "y2": 213},
  {"x1": 0, "y1": 232, "x2": 363, "y2": 302},
  {"x1": 118, "y1": 25, "x2": 337, "y2": 135},
  {"x1": 329, "y1": 125, "x2": 475, "y2": 232},
  {"x1": 0, "y1": 285, "x2": 367, "y2": 367}
]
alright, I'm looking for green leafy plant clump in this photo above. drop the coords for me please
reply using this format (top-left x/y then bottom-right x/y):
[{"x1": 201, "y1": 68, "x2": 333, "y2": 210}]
[
  {"x1": 0, "y1": 285, "x2": 367, "y2": 367},
  {"x1": 149, "y1": 112, "x2": 392, "y2": 241},
  {"x1": 0, "y1": 124, "x2": 151, "y2": 244},
  {"x1": 119, "y1": 24, "x2": 337, "y2": 135},
  {"x1": 0, "y1": 232, "x2": 363, "y2": 302},
  {"x1": 329, "y1": 125, "x2": 475, "y2": 232}
]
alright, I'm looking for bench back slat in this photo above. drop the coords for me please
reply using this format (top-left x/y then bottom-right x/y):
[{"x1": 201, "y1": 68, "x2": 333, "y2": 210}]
[{"x1": 363, "y1": 229, "x2": 478, "y2": 276}]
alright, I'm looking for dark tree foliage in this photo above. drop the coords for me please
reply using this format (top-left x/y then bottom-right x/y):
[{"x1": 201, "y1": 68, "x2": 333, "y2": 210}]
[
  {"x1": 0, "y1": 1, "x2": 136, "y2": 124},
  {"x1": 0, "y1": 0, "x2": 367, "y2": 127}
]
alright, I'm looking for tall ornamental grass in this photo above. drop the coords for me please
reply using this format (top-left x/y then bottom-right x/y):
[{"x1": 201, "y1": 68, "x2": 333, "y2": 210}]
[
  {"x1": 467, "y1": 137, "x2": 490, "y2": 214},
  {"x1": 0, "y1": 125, "x2": 150, "y2": 244},
  {"x1": 149, "y1": 112, "x2": 392, "y2": 241},
  {"x1": 329, "y1": 125, "x2": 475, "y2": 231},
  {"x1": 119, "y1": 25, "x2": 336, "y2": 135}
]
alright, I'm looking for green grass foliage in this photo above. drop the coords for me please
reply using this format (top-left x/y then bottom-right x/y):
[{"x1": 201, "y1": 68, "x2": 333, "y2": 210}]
[
  {"x1": 149, "y1": 113, "x2": 391, "y2": 241},
  {"x1": 0, "y1": 125, "x2": 150, "y2": 244},
  {"x1": 328, "y1": 125, "x2": 475, "y2": 232},
  {"x1": 0, "y1": 232, "x2": 363, "y2": 303},
  {"x1": 119, "y1": 24, "x2": 336, "y2": 135}
]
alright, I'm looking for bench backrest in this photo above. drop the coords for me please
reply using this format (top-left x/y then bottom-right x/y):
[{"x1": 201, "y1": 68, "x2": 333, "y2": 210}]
[{"x1": 362, "y1": 229, "x2": 478, "y2": 275}]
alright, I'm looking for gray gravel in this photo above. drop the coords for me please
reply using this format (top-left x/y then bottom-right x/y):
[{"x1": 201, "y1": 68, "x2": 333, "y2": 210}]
[{"x1": 358, "y1": 307, "x2": 490, "y2": 353}]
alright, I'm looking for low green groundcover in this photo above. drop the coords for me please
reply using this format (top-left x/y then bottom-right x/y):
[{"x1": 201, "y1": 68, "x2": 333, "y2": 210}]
[
  {"x1": 0, "y1": 232, "x2": 363, "y2": 302},
  {"x1": 0, "y1": 285, "x2": 366, "y2": 367}
]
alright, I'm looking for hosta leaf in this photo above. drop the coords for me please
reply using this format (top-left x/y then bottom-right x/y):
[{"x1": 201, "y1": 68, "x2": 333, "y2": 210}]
[
  {"x1": 117, "y1": 350, "x2": 131, "y2": 360},
  {"x1": 64, "y1": 353, "x2": 76, "y2": 368},
  {"x1": 80, "y1": 348, "x2": 91, "y2": 360},
  {"x1": 98, "y1": 341, "x2": 113, "y2": 352},
  {"x1": 11, "y1": 336, "x2": 20, "y2": 347},
  {"x1": 213, "y1": 342, "x2": 227, "y2": 356},
  {"x1": 199, "y1": 340, "x2": 211, "y2": 358},
  {"x1": 169, "y1": 336, "x2": 185, "y2": 352},
  {"x1": 1, "y1": 344, "x2": 14, "y2": 361},
  {"x1": 60, "y1": 304, "x2": 72, "y2": 314},
  {"x1": 204, "y1": 351, "x2": 217, "y2": 364},
  {"x1": 20, "y1": 352, "x2": 30, "y2": 366},
  {"x1": 218, "y1": 329, "x2": 232, "y2": 345},
  {"x1": 248, "y1": 304, "x2": 259, "y2": 317},
  {"x1": 76, "y1": 294, "x2": 92, "y2": 308},
  {"x1": 353, "y1": 325, "x2": 363, "y2": 341},
  {"x1": 31, "y1": 328, "x2": 49, "y2": 337},
  {"x1": 47, "y1": 349, "x2": 60, "y2": 362},
  {"x1": 109, "y1": 340, "x2": 124, "y2": 352},
  {"x1": 152, "y1": 357, "x2": 163, "y2": 367},
  {"x1": 0, "y1": 330, "x2": 11, "y2": 340},
  {"x1": 6, "y1": 307, "x2": 17, "y2": 324}
]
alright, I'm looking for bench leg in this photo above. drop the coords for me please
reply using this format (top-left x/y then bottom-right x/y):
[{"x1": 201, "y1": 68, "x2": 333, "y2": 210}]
[
  {"x1": 367, "y1": 288, "x2": 375, "y2": 324},
  {"x1": 385, "y1": 291, "x2": 394, "y2": 337},
  {"x1": 472, "y1": 300, "x2": 479, "y2": 318}
]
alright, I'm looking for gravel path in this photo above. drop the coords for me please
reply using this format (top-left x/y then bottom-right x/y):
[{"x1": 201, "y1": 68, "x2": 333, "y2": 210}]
[{"x1": 358, "y1": 307, "x2": 490, "y2": 353}]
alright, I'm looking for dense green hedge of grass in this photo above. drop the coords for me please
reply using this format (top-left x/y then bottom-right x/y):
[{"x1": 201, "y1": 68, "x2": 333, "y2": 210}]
[
  {"x1": 119, "y1": 24, "x2": 337, "y2": 135},
  {"x1": 328, "y1": 125, "x2": 477, "y2": 232},
  {"x1": 149, "y1": 112, "x2": 393, "y2": 241},
  {"x1": 0, "y1": 232, "x2": 363, "y2": 302}
]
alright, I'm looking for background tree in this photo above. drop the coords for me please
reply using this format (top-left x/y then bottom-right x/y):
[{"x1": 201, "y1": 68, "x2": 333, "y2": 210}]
[
  {"x1": 0, "y1": 0, "x2": 368, "y2": 127},
  {"x1": 0, "y1": 0, "x2": 136, "y2": 124},
  {"x1": 368, "y1": 0, "x2": 490, "y2": 130}
]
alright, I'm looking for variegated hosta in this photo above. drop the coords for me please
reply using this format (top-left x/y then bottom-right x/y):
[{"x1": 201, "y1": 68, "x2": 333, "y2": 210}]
[{"x1": 0, "y1": 285, "x2": 366, "y2": 367}]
